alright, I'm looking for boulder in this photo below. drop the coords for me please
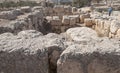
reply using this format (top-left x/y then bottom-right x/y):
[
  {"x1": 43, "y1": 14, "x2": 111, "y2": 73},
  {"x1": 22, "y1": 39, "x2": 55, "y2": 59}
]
[
  {"x1": 0, "y1": 31, "x2": 66, "y2": 73},
  {"x1": 66, "y1": 27, "x2": 98, "y2": 42},
  {"x1": 57, "y1": 38, "x2": 120, "y2": 73},
  {"x1": 0, "y1": 31, "x2": 48, "y2": 73}
]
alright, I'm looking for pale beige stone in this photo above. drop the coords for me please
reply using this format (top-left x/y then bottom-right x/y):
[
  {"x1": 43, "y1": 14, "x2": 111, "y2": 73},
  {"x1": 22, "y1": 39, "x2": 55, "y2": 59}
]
[
  {"x1": 20, "y1": 6, "x2": 31, "y2": 13},
  {"x1": 69, "y1": 15, "x2": 80, "y2": 23},
  {"x1": 62, "y1": 16, "x2": 70, "y2": 25},
  {"x1": 116, "y1": 29, "x2": 120, "y2": 38},
  {"x1": 50, "y1": 16, "x2": 62, "y2": 26},
  {"x1": 110, "y1": 20, "x2": 120, "y2": 34},
  {"x1": 66, "y1": 27, "x2": 98, "y2": 42},
  {"x1": 46, "y1": 16, "x2": 53, "y2": 22},
  {"x1": 84, "y1": 18, "x2": 93, "y2": 26},
  {"x1": 51, "y1": 19, "x2": 62, "y2": 26},
  {"x1": 70, "y1": 17, "x2": 76, "y2": 25},
  {"x1": 72, "y1": 7, "x2": 77, "y2": 13},
  {"x1": 57, "y1": 37, "x2": 120, "y2": 73},
  {"x1": 54, "y1": 5, "x2": 64, "y2": 13},
  {"x1": 64, "y1": 6, "x2": 72, "y2": 13},
  {"x1": 81, "y1": 7, "x2": 92, "y2": 13},
  {"x1": 80, "y1": 14, "x2": 90, "y2": 23}
]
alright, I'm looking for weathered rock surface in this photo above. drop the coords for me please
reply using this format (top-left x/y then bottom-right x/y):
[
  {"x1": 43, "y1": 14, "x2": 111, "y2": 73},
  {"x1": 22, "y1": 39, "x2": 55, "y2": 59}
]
[
  {"x1": 0, "y1": 11, "x2": 17, "y2": 20},
  {"x1": 84, "y1": 18, "x2": 93, "y2": 27},
  {"x1": 0, "y1": 20, "x2": 28, "y2": 34},
  {"x1": 9, "y1": 20, "x2": 28, "y2": 33},
  {"x1": 66, "y1": 27, "x2": 98, "y2": 42},
  {"x1": 32, "y1": 6, "x2": 43, "y2": 11},
  {"x1": 0, "y1": 4, "x2": 120, "y2": 73},
  {"x1": 81, "y1": 7, "x2": 92, "y2": 13},
  {"x1": 20, "y1": 6, "x2": 31, "y2": 13},
  {"x1": 57, "y1": 38, "x2": 120, "y2": 73},
  {"x1": 51, "y1": 16, "x2": 62, "y2": 26},
  {"x1": 0, "y1": 31, "x2": 48, "y2": 73},
  {"x1": 12, "y1": 9, "x2": 23, "y2": 16},
  {"x1": 54, "y1": 5, "x2": 64, "y2": 13},
  {"x1": 0, "y1": 26, "x2": 120, "y2": 73},
  {"x1": 64, "y1": 6, "x2": 72, "y2": 14},
  {"x1": 110, "y1": 20, "x2": 120, "y2": 34},
  {"x1": 72, "y1": 7, "x2": 77, "y2": 13},
  {"x1": 18, "y1": 30, "x2": 43, "y2": 38},
  {"x1": 62, "y1": 16, "x2": 70, "y2": 25},
  {"x1": 69, "y1": 15, "x2": 80, "y2": 23},
  {"x1": 0, "y1": 30, "x2": 65, "y2": 73},
  {"x1": 0, "y1": 9, "x2": 48, "y2": 34},
  {"x1": 80, "y1": 13, "x2": 90, "y2": 23}
]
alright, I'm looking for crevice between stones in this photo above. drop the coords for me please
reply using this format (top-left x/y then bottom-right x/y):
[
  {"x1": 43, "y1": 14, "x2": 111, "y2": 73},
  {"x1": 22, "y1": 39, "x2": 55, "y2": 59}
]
[{"x1": 47, "y1": 46, "x2": 63, "y2": 73}]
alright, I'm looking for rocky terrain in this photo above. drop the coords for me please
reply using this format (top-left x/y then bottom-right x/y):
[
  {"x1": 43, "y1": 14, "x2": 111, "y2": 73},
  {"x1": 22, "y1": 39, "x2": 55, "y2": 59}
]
[
  {"x1": 0, "y1": 0, "x2": 120, "y2": 73},
  {"x1": 0, "y1": 27, "x2": 120, "y2": 73}
]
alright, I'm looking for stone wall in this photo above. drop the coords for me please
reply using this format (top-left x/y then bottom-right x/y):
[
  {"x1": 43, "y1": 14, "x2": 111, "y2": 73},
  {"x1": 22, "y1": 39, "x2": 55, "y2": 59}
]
[
  {"x1": 44, "y1": 5, "x2": 120, "y2": 39},
  {"x1": 0, "y1": 6, "x2": 51, "y2": 34},
  {"x1": 0, "y1": 5, "x2": 120, "y2": 37}
]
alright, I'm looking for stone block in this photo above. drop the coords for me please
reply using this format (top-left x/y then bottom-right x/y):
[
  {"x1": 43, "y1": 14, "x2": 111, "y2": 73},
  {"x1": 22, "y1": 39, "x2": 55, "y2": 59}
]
[
  {"x1": 84, "y1": 18, "x2": 93, "y2": 27},
  {"x1": 70, "y1": 18, "x2": 76, "y2": 25},
  {"x1": 62, "y1": 16, "x2": 70, "y2": 25},
  {"x1": 20, "y1": 6, "x2": 31, "y2": 13},
  {"x1": 80, "y1": 13, "x2": 90, "y2": 23}
]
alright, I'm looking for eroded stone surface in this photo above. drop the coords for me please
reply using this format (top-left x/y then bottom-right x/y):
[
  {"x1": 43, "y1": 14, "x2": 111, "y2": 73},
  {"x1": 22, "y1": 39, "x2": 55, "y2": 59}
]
[
  {"x1": 0, "y1": 3, "x2": 120, "y2": 73},
  {"x1": 57, "y1": 38, "x2": 120, "y2": 73},
  {"x1": 66, "y1": 27, "x2": 98, "y2": 42},
  {"x1": 0, "y1": 30, "x2": 65, "y2": 73}
]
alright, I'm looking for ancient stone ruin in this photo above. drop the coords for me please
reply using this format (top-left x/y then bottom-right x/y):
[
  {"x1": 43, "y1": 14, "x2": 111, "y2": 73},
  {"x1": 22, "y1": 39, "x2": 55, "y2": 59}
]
[{"x1": 0, "y1": 0, "x2": 120, "y2": 73}]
